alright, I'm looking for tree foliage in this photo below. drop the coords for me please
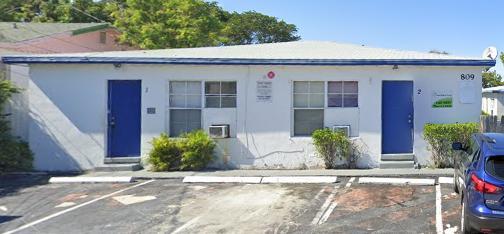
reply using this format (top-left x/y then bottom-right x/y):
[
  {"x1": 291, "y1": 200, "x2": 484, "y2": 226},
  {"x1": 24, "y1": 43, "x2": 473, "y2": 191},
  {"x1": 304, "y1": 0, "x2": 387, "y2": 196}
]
[
  {"x1": 0, "y1": 0, "x2": 115, "y2": 23},
  {"x1": 221, "y1": 11, "x2": 300, "y2": 45},
  {"x1": 110, "y1": 0, "x2": 224, "y2": 49},
  {"x1": 482, "y1": 69, "x2": 503, "y2": 88}
]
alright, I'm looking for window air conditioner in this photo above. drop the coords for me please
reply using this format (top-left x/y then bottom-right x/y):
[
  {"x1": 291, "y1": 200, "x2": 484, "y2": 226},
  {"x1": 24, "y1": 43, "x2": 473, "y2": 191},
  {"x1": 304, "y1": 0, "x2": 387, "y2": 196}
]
[
  {"x1": 208, "y1": 125, "x2": 230, "y2": 138},
  {"x1": 332, "y1": 125, "x2": 350, "y2": 137}
]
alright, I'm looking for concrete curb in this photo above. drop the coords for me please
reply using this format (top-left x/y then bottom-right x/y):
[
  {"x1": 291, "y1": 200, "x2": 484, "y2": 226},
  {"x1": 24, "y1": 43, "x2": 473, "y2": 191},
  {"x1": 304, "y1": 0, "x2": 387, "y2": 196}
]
[
  {"x1": 358, "y1": 177, "x2": 436, "y2": 186},
  {"x1": 182, "y1": 176, "x2": 339, "y2": 184},
  {"x1": 49, "y1": 176, "x2": 134, "y2": 183},
  {"x1": 260, "y1": 176, "x2": 337, "y2": 184},
  {"x1": 182, "y1": 176, "x2": 262, "y2": 184}
]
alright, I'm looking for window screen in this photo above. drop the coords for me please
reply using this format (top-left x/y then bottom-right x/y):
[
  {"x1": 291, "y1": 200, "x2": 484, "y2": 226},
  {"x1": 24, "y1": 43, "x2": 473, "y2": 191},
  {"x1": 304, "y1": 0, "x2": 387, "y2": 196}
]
[
  {"x1": 293, "y1": 81, "x2": 324, "y2": 108},
  {"x1": 294, "y1": 109, "x2": 324, "y2": 136},
  {"x1": 293, "y1": 81, "x2": 324, "y2": 136},
  {"x1": 205, "y1": 81, "x2": 237, "y2": 108},
  {"x1": 327, "y1": 81, "x2": 358, "y2": 107},
  {"x1": 169, "y1": 81, "x2": 202, "y2": 137},
  {"x1": 169, "y1": 81, "x2": 202, "y2": 108},
  {"x1": 170, "y1": 109, "x2": 201, "y2": 137}
]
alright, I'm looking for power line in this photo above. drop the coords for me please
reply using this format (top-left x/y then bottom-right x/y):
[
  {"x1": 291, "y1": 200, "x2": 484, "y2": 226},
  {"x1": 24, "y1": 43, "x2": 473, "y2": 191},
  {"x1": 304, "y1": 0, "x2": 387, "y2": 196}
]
[
  {"x1": 16, "y1": 23, "x2": 104, "y2": 52},
  {"x1": 70, "y1": 6, "x2": 107, "y2": 23}
]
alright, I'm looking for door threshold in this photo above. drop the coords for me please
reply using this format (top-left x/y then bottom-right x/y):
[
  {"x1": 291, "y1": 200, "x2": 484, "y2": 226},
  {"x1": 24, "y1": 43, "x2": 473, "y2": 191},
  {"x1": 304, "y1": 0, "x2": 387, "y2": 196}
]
[{"x1": 104, "y1": 157, "x2": 141, "y2": 164}]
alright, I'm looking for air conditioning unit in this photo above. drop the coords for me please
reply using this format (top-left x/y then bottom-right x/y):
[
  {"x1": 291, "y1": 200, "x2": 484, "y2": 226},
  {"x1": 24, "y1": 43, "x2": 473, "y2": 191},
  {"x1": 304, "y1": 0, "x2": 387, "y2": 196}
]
[
  {"x1": 332, "y1": 125, "x2": 350, "y2": 137},
  {"x1": 208, "y1": 125, "x2": 230, "y2": 138}
]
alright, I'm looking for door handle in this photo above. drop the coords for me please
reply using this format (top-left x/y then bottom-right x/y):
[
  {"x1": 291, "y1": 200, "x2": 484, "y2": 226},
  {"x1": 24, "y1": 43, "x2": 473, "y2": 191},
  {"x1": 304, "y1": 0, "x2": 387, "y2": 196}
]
[
  {"x1": 408, "y1": 114, "x2": 413, "y2": 123},
  {"x1": 109, "y1": 117, "x2": 116, "y2": 127}
]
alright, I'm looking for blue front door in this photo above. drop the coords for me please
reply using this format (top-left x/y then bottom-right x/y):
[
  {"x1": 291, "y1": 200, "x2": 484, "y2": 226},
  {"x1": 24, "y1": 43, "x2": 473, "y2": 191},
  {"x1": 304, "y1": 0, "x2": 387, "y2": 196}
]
[
  {"x1": 107, "y1": 80, "x2": 141, "y2": 157},
  {"x1": 382, "y1": 81, "x2": 414, "y2": 154}
]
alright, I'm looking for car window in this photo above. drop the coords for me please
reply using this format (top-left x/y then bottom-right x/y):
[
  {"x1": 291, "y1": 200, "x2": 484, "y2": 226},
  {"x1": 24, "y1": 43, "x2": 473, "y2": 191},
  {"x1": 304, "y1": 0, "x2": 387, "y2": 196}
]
[
  {"x1": 485, "y1": 156, "x2": 504, "y2": 180},
  {"x1": 471, "y1": 149, "x2": 480, "y2": 163},
  {"x1": 466, "y1": 139, "x2": 476, "y2": 156}
]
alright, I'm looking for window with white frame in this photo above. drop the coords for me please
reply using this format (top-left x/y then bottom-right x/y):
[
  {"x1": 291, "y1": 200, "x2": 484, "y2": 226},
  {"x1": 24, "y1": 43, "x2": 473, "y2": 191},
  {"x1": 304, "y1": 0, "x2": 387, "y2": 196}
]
[
  {"x1": 293, "y1": 81, "x2": 324, "y2": 136},
  {"x1": 205, "y1": 81, "x2": 237, "y2": 108},
  {"x1": 327, "y1": 81, "x2": 358, "y2": 107},
  {"x1": 169, "y1": 81, "x2": 202, "y2": 137}
]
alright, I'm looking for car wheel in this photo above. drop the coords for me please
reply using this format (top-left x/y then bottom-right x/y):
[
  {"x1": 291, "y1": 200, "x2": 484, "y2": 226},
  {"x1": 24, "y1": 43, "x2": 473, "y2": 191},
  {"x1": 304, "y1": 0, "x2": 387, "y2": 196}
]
[
  {"x1": 461, "y1": 198, "x2": 471, "y2": 234},
  {"x1": 453, "y1": 174, "x2": 460, "y2": 194}
]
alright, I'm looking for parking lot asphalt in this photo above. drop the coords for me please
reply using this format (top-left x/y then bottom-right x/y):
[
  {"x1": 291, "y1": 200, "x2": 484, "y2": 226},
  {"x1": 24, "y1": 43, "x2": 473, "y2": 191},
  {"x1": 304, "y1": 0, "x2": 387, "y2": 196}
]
[{"x1": 0, "y1": 175, "x2": 462, "y2": 234}]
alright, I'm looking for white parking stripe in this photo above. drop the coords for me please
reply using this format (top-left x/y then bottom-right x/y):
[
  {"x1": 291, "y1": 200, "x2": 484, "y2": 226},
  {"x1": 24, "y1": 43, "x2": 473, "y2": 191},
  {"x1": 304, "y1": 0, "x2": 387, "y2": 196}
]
[
  {"x1": 3, "y1": 180, "x2": 155, "y2": 234},
  {"x1": 318, "y1": 202, "x2": 337, "y2": 224},
  {"x1": 438, "y1": 177, "x2": 454, "y2": 184},
  {"x1": 345, "y1": 177, "x2": 355, "y2": 188},
  {"x1": 316, "y1": 178, "x2": 355, "y2": 225},
  {"x1": 311, "y1": 185, "x2": 340, "y2": 225},
  {"x1": 435, "y1": 184, "x2": 443, "y2": 234}
]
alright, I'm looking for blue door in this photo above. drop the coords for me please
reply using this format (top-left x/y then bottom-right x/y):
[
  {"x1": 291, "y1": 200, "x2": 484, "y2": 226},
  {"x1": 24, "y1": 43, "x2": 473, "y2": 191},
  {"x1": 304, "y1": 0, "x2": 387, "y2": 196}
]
[
  {"x1": 382, "y1": 81, "x2": 413, "y2": 154},
  {"x1": 107, "y1": 80, "x2": 141, "y2": 157}
]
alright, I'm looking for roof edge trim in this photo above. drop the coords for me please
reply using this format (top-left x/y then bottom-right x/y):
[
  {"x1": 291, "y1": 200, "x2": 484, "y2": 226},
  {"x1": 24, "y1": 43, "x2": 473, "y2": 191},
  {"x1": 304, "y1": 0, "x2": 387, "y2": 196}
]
[{"x1": 1, "y1": 56, "x2": 496, "y2": 67}]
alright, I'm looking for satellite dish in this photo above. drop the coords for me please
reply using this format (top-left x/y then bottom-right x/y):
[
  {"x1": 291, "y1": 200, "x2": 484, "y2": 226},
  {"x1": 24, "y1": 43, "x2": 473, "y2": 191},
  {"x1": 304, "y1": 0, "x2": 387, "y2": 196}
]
[{"x1": 482, "y1": 46, "x2": 498, "y2": 60}]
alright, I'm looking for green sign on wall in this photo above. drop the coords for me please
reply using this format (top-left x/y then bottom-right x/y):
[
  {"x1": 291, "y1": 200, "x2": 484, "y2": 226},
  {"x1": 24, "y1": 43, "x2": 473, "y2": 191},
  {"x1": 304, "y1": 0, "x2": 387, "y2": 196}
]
[{"x1": 432, "y1": 91, "x2": 453, "y2": 108}]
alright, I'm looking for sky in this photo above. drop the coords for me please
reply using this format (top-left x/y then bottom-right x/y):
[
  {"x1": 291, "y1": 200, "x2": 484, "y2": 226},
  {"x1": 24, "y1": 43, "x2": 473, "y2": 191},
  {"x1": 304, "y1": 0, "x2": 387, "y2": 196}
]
[{"x1": 214, "y1": 0, "x2": 503, "y2": 74}]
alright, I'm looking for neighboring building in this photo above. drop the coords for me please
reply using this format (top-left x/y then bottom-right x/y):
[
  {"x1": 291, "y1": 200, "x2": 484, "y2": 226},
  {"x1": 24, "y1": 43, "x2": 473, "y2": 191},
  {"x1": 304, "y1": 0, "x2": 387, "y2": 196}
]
[
  {"x1": 2, "y1": 41, "x2": 495, "y2": 171},
  {"x1": 0, "y1": 22, "x2": 127, "y2": 54},
  {"x1": 482, "y1": 86, "x2": 504, "y2": 116},
  {"x1": 0, "y1": 22, "x2": 131, "y2": 140}
]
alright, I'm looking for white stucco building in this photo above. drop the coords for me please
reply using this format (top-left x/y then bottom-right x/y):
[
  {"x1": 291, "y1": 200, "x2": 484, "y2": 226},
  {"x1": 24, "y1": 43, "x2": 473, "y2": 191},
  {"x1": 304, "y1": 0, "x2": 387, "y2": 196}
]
[
  {"x1": 482, "y1": 86, "x2": 504, "y2": 116},
  {"x1": 2, "y1": 41, "x2": 495, "y2": 171}
]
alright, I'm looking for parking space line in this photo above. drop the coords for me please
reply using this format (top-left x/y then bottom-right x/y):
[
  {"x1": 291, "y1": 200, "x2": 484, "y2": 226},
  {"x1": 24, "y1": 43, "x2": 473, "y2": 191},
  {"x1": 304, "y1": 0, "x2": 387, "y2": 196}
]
[
  {"x1": 435, "y1": 184, "x2": 443, "y2": 234},
  {"x1": 345, "y1": 177, "x2": 355, "y2": 188},
  {"x1": 311, "y1": 185, "x2": 340, "y2": 225},
  {"x1": 3, "y1": 180, "x2": 155, "y2": 234},
  {"x1": 314, "y1": 186, "x2": 329, "y2": 200}
]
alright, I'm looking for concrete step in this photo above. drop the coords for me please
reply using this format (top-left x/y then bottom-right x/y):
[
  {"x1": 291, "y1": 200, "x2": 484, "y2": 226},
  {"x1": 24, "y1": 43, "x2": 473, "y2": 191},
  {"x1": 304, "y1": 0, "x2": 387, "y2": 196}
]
[
  {"x1": 381, "y1": 154, "x2": 414, "y2": 161},
  {"x1": 94, "y1": 163, "x2": 142, "y2": 172},
  {"x1": 379, "y1": 160, "x2": 415, "y2": 169},
  {"x1": 104, "y1": 157, "x2": 141, "y2": 164}
]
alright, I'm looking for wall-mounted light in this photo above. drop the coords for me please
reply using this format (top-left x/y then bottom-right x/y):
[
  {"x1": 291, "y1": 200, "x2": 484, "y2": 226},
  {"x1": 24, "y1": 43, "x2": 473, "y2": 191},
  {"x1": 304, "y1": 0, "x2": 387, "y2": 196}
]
[
  {"x1": 392, "y1": 65, "x2": 399, "y2": 70},
  {"x1": 113, "y1": 63, "x2": 122, "y2": 68}
]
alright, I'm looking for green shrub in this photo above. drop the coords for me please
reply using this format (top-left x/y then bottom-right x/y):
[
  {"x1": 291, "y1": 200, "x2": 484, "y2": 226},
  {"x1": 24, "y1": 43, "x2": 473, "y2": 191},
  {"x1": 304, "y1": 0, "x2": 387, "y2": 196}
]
[
  {"x1": 0, "y1": 79, "x2": 33, "y2": 173},
  {"x1": 312, "y1": 128, "x2": 351, "y2": 169},
  {"x1": 148, "y1": 133, "x2": 182, "y2": 171},
  {"x1": 147, "y1": 130, "x2": 215, "y2": 171},
  {"x1": 179, "y1": 130, "x2": 216, "y2": 171},
  {"x1": 0, "y1": 138, "x2": 33, "y2": 172},
  {"x1": 481, "y1": 110, "x2": 489, "y2": 116},
  {"x1": 423, "y1": 122, "x2": 479, "y2": 168}
]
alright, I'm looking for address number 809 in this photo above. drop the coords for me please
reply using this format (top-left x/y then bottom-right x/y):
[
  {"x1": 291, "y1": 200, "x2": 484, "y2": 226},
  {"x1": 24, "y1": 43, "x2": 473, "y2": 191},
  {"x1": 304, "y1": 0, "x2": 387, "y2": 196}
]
[{"x1": 461, "y1": 74, "x2": 475, "y2": 80}]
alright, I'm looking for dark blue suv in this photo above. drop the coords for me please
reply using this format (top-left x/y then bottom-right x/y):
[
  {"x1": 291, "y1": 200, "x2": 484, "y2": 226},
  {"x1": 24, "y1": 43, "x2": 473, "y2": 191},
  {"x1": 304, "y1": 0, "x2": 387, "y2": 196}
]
[{"x1": 453, "y1": 133, "x2": 504, "y2": 233}]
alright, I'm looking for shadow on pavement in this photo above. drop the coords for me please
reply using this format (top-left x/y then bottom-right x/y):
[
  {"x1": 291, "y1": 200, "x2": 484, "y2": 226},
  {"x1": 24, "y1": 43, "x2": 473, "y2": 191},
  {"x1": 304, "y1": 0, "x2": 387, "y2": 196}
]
[
  {"x1": 0, "y1": 174, "x2": 50, "y2": 198},
  {"x1": 0, "y1": 215, "x2": 21, "y2": 224}
]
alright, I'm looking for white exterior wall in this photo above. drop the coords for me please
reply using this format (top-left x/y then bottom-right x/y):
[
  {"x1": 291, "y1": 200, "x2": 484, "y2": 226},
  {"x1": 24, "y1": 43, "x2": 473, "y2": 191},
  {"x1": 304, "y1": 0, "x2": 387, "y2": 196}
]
[
  {"x1": 482, "y1": 93, "x2": 504, "y2": 116},
  {"x1": 7, "y1": 64, "x2": 30, "y2": 141},
  {"x1": 27, "y1": 64, "x2": 482, "y2": 171}
]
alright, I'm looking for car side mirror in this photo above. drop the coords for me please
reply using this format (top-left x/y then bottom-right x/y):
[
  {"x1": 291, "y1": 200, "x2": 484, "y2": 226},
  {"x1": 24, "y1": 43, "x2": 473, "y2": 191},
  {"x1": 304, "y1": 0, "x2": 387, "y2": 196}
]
[{"x1": 452, "y1": 142, "x2": 464, "y2": 151}]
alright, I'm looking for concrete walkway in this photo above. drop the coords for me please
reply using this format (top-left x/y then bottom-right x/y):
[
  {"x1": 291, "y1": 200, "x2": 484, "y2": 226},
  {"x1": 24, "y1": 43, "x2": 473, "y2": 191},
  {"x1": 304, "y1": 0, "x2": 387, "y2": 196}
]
[{"x1": 78, "y1": 168, "x2": 454, "y2": 180}]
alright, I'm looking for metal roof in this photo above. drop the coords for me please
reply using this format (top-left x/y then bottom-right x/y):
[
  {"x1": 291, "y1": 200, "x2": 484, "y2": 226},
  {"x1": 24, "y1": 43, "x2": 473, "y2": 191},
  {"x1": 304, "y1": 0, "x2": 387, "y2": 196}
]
[
  {"x1": 0, "y1": 22, "x2": 110, "y2": 43},
  {"x1": 1, "y1": 41, "x2": 496, "y2": 66},
  {"x1": 483, "y1": 86, "x2": 504, "y2": 93}
]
